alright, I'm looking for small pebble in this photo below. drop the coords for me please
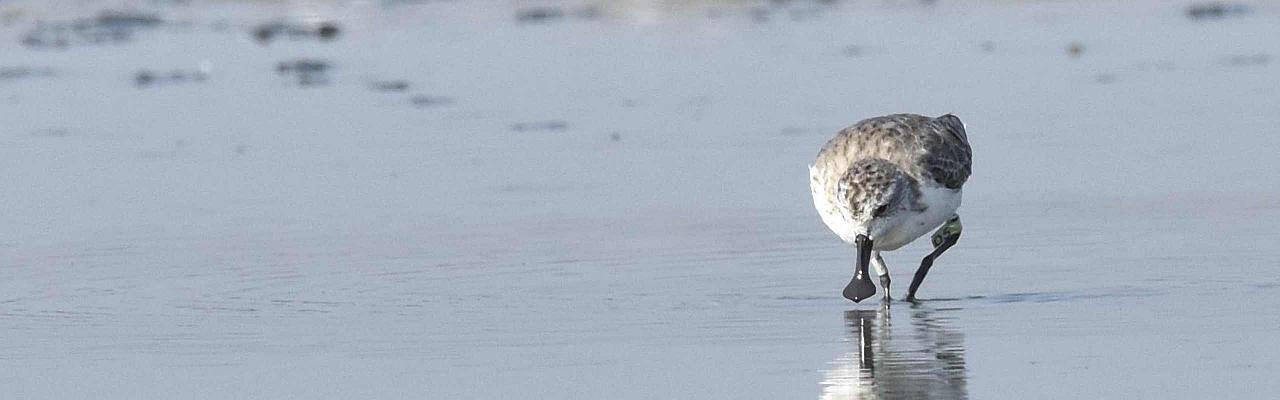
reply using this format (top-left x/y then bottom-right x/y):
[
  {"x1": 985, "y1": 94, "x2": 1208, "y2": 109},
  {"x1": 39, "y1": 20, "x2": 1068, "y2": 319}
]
[{"x1": 1067, "y1": 42, "x2": 1084, "y2": 58}]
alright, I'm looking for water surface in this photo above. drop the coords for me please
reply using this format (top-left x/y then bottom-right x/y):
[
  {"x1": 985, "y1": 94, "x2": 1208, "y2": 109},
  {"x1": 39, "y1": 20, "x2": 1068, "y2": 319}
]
[{"x1": 2, "y1": 0, "x2": 1280, "y2": 398}]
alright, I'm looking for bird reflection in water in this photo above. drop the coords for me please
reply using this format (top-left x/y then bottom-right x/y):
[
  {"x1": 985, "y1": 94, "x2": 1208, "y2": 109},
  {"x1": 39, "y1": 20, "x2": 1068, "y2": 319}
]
[{"x1": 819, "y1": 304, "x2": 968, "y2": 400}]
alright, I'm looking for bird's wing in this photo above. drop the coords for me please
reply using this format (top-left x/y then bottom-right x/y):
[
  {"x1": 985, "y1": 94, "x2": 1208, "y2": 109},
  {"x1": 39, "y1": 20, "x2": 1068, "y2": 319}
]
[
  {"x1": 922, "y1": 114, "x2": 972, "y2": 189},
  {"x1": 815, "y1": 114, "x2": 972, "y2": 189}
]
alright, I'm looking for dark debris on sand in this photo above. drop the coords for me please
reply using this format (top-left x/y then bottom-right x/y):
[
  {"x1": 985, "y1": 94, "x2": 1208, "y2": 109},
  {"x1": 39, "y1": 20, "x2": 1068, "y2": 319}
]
[
  {"x1": 276, "y1": 59, "x2": 332, "y2": 87},
  {"x1": 0, "y1": 66, "x2": 56, "y2": 81},
  {"x1": 369, "y1": 80, "x2": 411, "y2": 93},
  {"x1": 21, "y1": 10, "x2": 163, "y2": 48},
  {"x1": 516, "y1": 7, "x2": 565, "y2": 23},
  {"x1": 409, "y1": 95, "x2": 454, "y2": 107},
  {"x1": 739, "y1": 0, "x2": 849, "y2": 24},
  {"x1": 1067, "y1": 42, "x2": 1084, "y2": 58},
  {"x1": 1185, "y1": 3, "x2": 1251, "y2": 20},
  {"x1": 253, "y1": 20, "x2": 341, "y2": 44},
  {"x1": 1220, "y1": 54, "x2": 1270, "y2": 67},
  {"x1": 134, "y1": 67, "x2": 209, "y2": 88},
  {"x1": 511, "y1": 120, "x2": 568, "y2": 132},
  {"x1": 515, "y1": 6, "x2": 601, "y2": 24}
]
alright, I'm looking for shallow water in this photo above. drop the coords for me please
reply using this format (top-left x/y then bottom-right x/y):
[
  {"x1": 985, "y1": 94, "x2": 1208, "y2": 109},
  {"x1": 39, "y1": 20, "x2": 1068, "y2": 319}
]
[{"x1": 3, "y1": 0, "x2": 1280, "y2": 398}]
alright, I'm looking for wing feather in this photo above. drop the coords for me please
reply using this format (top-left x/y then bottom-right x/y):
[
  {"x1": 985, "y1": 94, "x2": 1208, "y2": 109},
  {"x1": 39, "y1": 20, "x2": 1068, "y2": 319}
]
[{"x1": 816, "y1": 114, "x2": 972, "y2": 190}]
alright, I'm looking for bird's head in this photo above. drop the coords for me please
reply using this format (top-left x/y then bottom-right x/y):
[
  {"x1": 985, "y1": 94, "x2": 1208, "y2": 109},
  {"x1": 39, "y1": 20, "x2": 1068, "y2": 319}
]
[{"x1": 837, "y1": 159, "x2": 914, "y2": 238}]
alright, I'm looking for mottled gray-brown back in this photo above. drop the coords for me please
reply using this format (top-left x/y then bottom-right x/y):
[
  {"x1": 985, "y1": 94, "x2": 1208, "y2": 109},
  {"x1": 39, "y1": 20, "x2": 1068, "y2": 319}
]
[{"x1": 812, "y1": 114, "x2": 972, "y2": 190}]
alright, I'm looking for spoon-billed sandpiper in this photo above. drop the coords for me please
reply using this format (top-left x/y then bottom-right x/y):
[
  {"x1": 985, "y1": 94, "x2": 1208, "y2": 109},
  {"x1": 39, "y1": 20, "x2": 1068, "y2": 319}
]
[{"x1": 809, "y1": 114, "x2": 972, "y2": 302}]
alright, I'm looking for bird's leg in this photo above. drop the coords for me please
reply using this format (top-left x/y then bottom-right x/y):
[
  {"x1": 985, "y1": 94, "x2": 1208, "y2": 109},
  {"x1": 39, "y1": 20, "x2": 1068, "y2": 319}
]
[
  {"x1": 905, "y1": 215, "x2": 963, "y2": 302},
  {"x1": 871, "y1": 251, "x2": 891, "y2": 301}
]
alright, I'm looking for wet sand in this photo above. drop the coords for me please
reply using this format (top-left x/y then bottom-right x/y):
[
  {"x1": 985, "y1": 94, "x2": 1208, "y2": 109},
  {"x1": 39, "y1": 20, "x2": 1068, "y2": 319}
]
[{"x1": 2, "y1": 0, "x2": 1280, "y2": 398}]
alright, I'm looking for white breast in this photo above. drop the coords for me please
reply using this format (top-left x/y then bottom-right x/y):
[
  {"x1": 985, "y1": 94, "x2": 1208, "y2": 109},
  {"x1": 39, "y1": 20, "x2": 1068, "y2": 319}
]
[{"x1": 871, "y1": 185, "x2": 961, "y2": 250}]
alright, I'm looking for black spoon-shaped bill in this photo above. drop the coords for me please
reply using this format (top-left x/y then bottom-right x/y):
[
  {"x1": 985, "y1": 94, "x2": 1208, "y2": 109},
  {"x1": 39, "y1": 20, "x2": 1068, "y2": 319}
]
[{"x1": 844, "y1": 235, "x2": 876, "y2": 302}]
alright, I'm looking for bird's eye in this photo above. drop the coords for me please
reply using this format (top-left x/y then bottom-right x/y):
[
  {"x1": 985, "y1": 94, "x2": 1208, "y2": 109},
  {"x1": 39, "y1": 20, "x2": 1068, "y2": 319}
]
[{"x1": 873, "y1": 205, "x2": 889, "y2": 216}]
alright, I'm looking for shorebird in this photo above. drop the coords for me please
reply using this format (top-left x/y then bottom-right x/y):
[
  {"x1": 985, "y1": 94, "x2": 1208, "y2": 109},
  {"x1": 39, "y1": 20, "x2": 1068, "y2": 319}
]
[{"x1": 809, "y1": 114, "x2": 972, "y2": 302}]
